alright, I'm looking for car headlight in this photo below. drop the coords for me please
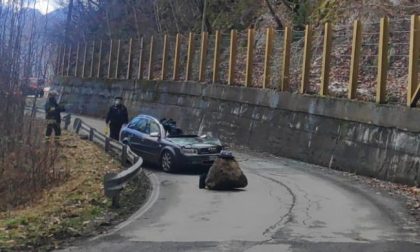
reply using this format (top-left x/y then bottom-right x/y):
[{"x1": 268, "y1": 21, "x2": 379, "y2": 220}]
[{"x1": 181, "y1": 148, "x2": 198, "y2": 155}]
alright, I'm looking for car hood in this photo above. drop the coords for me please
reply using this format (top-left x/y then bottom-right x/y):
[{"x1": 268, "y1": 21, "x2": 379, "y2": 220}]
[{"x1": 167, "y1": 137, "x2": 221, "y2": 147}]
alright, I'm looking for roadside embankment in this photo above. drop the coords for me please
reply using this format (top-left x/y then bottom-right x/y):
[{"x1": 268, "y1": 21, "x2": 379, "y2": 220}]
[{"x1": 0, "y1": 131, "x2": 150, "y2": 251}]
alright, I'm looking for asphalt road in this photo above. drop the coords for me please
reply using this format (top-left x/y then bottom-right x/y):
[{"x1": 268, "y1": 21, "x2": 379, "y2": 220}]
[{"x1": 52, "y1": 114, "x2": 420, "y2": 252}]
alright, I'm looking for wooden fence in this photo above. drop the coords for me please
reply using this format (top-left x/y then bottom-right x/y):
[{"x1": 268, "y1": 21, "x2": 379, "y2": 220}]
[{"x1": 55, "y1": 15, "x2": 420, "y2": 107}]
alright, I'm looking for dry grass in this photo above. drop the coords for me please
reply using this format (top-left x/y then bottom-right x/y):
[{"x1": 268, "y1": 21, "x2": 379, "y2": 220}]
[
  {"x1": 0, "y1": 115, "x2": 68, "y2": 211},
  {"x1": 0, "y1": 131, "x2": 122, "y2": 250}
]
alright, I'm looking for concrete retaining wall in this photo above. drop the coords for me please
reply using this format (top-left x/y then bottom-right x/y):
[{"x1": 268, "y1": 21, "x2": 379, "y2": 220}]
[{"x1": 58, "y1": 77, "x2": 420, "y2": 186}]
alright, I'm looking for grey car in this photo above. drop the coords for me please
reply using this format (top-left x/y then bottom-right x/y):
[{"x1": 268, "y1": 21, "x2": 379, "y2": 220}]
[{"x1": 120, "y1": 115, "x2": 223, "y2": 172}]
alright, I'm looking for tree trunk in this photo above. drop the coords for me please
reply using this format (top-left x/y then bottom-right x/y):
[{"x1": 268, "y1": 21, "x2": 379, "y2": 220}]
[
  {"x1": 265, "y1": 0, "x2": 284, "y2": 30},
  {"x1": 64, "y1": 0, "x2": 74, "y2": 44}
]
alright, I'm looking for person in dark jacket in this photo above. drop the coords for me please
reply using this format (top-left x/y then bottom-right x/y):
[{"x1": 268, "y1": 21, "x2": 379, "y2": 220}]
[
  {"x1": 45, "y1": 91, "x2": 65, "y2": 137},
  {"x1": 106, "y1": 96, "x2": 129, "y2": 140}
]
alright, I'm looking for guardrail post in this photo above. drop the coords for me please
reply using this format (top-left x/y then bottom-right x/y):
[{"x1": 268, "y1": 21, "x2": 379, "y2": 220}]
[
  {"x1": 137, "y1": 37, "x2": 144, "y2": 80},
  {"x1": 212, "y1": 30, "x2": 221, "y2": 83},
  {"x1": 173, "y1": 33, "x2": 181, "y2": 80},
  {"x1": 89, "y1": 128, "x2": 94, "y2": 141},
  {"x1": 64, "y1": 114, "x2": 71, "y2": 130},
  {"x1": 161, "y1": 34, "x2": 168, "y2": 80},
  {"x1": 199, "y1": 31, "x2": 209, "y2": 82},
  {"x1": 376, "y1": 17, "x2": 389, "y2": 104},
  {"x1": 407, "y1": 15, "x2": 420, "y2": 107},
  {"x1": 112, "y1": 193, "x2": 121, "y2": 208},
  {"x1": 105, "y1": 137, "x2": 110, "y2": 152},
  {"x1": 148, "y1": 36, "x2": 155, "y2": 80},
  {"x1": 300, "y1": 24, "x2": 313, "y2": 94},
  {"x1": 121, "y1": 145, "x2": 128, "y2": 165},
  {"x1": 228, "y1": 30, "x2": 238, "y2": 85},
  {"x1": 245, "y1": 28, "x2": 255, "y2": 87},
  {"x1": 348, "y1": 20, "x2": 362, "y2": 99},
  {"x1": 263, "y1": 27, "x2": 274, "y2": 89},
  {"x1": 186, "y1": 32, "x2": 194, "y2": 81},
  {"x1": 320, "y1": 22, "x2": 333, "y2": 96},
  {"x1": 74, "y1": 119, "x2": 82, "y2": 133},
  {"x1": 127, "y1": 38, "x2": 133, "y2": 79}
]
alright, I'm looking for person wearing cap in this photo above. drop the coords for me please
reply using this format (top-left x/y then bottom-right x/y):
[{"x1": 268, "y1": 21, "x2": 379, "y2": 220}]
[
  {"x1": 106, "y1": 96, "x2": 129, "y2": 140},
  {"x1": 45, "y1": 91, "x2": 65, "y2": 137}
]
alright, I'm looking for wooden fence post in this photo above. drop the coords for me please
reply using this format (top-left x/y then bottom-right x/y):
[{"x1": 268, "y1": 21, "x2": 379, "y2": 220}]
[
  {"x1": 199, "y1": 32, "x2": 209, "y2": 82},
  {"x1": 137, "y1": 37, "x2": 144, "y2": 80},
  {"x1": 107, "y1": 39, "x2": 113, "y2": 79},
  {"x1": 300, "y1": 24, "x2": 313, "y2": 94},
  {"x1": 212, "y1": 30, "x2": 221, "y2": 83},
  {"x1": 82, "y1": 43, "x2": 88, "y2": 78},
  {"x1": 66, "y1": 45, "x2": 72, "y2": 76},
  {"x1": 74, "y1": 43, "x2": 80, "y2": 77},
  {"x1": 161, "y1": 34, "x2": 168, "y2": 80},
  {"x1": 320, "y1": 22, "x2": 333, "y2": 96},
  {"x1": 60, "y1": 45, "x2": 66, "y2": 76},
  {"x1": 263, "y1": 27, "x2": 274, "y2": 88},
  {"x1": 89, "y1": 41, "x2": 95, "y2": 78},
  {"x1": 114, "y1": 39, "x2": 121, "y2": 79},
  {"x1": 148, "y1": 36, "x2": 154, "y2": 80},
  {"x1": 186, "y1": 33, "x2": 194, "y2": 81},
  {"x1": 55, "y1": 44, "x2": 61, "y2": 75},
  {"x1": 280, "y1": 27, "x2": 292, "y2": 91},
  {"x1": 97, "y1": 40, "x2": 102, "y2": 78},
  {"x1": 228, "y1": 30, "x2": 238, "y2": 85},
  {"x1": 173, "y1": 33, "x2": 181, "y2": 80},
  {"x1": 376, "y1": 17, "x2": 389, "y2": 104},
  {"x1": 127, "y1": 38, "x2": 133, "y2": 79},
  {"x1": 348, "y1": 20, "x2": 362, "y2": 99},
  {"x1": 407, "y1": 15, "x2": 420, "y2": 107},
  {"x1": 245, "y1": 28, "x2": 255, "y2": 87}
]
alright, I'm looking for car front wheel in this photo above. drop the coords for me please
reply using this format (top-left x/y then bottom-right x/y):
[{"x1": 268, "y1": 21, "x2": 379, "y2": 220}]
[{"x1": 161, "y1": 151, "x2": 176, "y2": 173}]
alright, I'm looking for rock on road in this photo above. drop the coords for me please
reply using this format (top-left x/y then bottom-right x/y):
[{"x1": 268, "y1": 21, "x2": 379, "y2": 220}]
[{"x1": 60, "y1": 116, "x2": 420, "y2": 252}]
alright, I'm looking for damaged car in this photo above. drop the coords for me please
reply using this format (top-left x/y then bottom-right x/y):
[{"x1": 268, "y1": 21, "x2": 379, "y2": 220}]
[{"x1": 120, "y1": 115, "x2": 223, "y2": 172}]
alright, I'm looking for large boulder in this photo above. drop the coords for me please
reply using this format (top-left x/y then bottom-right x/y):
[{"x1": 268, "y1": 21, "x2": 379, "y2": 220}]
[{"x1": 204, "y1": 153, "x2": 248, "y2": 190}]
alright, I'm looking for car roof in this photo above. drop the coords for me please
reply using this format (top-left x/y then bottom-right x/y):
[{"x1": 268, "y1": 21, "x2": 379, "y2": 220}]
[{"x1": 133, "y1": 114, "x2": 160, "y2": 124}]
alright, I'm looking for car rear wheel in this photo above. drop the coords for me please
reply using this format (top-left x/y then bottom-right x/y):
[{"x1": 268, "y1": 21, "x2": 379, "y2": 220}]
[{"x1": 161, "y1": 151, "x2": 176, "y2": 173}]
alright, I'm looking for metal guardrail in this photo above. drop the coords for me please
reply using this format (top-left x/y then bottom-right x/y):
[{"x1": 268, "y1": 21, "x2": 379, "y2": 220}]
[
  {"x1": 72, "y1": 118, "x2": 143, "y2": 208},
  {"x1": 25, "y1": 101, "x2": 143, "y2": 208}
]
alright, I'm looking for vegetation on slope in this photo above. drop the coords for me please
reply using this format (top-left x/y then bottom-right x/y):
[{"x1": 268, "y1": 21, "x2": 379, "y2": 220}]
[{"x1": 0, "y1": 132, "x2": 150, "y2": 251}]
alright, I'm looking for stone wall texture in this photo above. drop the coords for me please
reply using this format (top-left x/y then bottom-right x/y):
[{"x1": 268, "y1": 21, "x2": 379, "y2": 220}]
[{"x1": 57, "y1": 77, "x2": 420, "y2": 186}]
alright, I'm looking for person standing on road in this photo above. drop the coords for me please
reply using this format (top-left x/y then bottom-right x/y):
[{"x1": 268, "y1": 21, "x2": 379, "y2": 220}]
[
  {"x1": 106, "y1": 96, "x2": 129, "y2": 141},
  {"x1": 45, "y1": 91, "x2": 65, "y2": 137}
]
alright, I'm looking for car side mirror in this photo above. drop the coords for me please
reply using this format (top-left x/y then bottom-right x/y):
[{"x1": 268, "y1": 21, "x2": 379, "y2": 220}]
[{"x1": 150, "y1": 132, "x2": 160, "y2": 138}]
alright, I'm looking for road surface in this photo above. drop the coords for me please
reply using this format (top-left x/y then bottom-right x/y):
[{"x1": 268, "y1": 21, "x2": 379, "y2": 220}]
[{"x1": 54, "y1": 114, "x2": 420, "y2": 252}]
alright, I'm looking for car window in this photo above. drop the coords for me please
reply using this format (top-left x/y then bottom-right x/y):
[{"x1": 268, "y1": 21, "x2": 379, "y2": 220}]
[
  {"x1": 134, "y1": 118, "x2": 148, "y2": 133},
  {"x1": 150, "y1": 121, "x2": 160, "y2": 135},
  {"x1": 128, "y1": 118, "x2": 141, "y2": 129}
]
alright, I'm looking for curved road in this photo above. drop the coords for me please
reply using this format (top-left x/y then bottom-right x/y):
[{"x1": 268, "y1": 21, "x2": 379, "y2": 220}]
[{"x1": 61, "y1": 116, "x2": 420, "y2": 252}]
